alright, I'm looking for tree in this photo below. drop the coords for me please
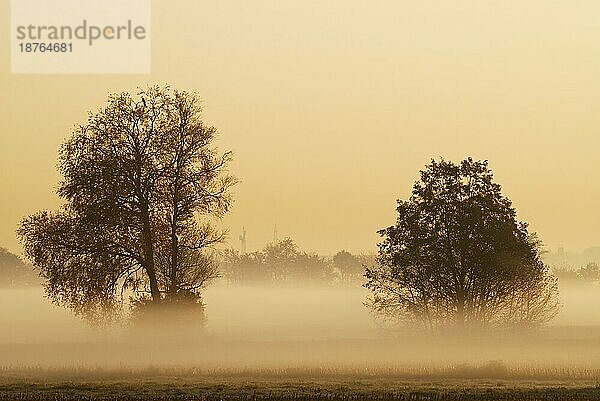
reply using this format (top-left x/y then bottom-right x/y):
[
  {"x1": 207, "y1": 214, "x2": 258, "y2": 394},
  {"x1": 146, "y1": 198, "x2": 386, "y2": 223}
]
[
  {"x1": 220, "y1": 249, "x2": 270, "y2": 284},
  {"x1": 332, "y1": 250, "x2": 363, "y2": 283},
  {"x1": 578, "y1": 262, "x2": 599, "y2": 282},
  {"x1": 292, "y1": 252, "x2": 334, "y2": 283},
  {"x1": 18, "y1": 87, "x2": 235, "y2": 322},
  {"x1": 263, "y1": 238, "x2": 299, "y2": 282},
  {"x1": 365, "y1": 158, "x2": 559, "y2": 331}
]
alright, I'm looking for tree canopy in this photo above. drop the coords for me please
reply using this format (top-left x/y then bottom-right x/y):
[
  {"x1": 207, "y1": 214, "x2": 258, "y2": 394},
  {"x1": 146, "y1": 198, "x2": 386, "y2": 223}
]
[
  {"x1": 365, "y1": 158, "x2": 559, "y2": 331},
  {"x1": 18, "y1": 87, "x2": 235, "y2": 322},
  {"x1": 332, "y1": 250, "x2": 374, "y2": 283}
]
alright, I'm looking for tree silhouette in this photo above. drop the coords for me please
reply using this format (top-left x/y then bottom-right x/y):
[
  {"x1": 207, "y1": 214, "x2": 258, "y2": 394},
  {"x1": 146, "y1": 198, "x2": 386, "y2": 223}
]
[
  {"x1": 221, "y1": 238, "x2": 334, "y2": 284},
  {"x1": 18, "y1": 87, "x2": 235, "y2": 321},
  {"x1": 365, "y1": 158, "x2": 559, "y2": 331},
  {"x1": 332, "y1": 250, "x2": 363, "y2": 283}
]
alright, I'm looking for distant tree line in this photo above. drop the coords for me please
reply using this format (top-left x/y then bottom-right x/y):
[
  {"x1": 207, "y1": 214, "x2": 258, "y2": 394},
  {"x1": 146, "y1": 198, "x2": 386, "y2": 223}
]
[
  {"x1": 220, "y1": 239, "x2": 374, "y2": 285},
  {"x1": 544, "y1": 246, "x2": 600, "y2": 267},
  {"x1": 13, "y1": 84, "x2": 563, "y2": 333},
  {"x1": 552, "y1": 262, "x2": 599, "y2": 284},
  {"x1": 0, "y1": 248, "x2": 40, "y2": 288}
]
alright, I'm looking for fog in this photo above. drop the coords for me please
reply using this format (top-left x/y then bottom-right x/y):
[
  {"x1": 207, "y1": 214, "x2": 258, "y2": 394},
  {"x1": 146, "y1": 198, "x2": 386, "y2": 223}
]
[{"x1": 1, "y1": 283, "x2": 600, "y2": 372}]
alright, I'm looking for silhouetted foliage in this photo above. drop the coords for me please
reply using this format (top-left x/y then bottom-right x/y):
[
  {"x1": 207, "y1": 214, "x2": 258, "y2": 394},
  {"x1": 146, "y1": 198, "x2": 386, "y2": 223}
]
[
  {"x1": 365, "y1": 158, "x2": 559, "y2": 331},
  {"x1": 222, "y1": 238, "x2": 334, "y2": 284},
  {"x1": 18, "y1": 87, "x2": 235, "y2": 322},
  {"x1": 220, "y1": 249, "x2": 270, "y2": 284},
  {"x1": 553, "y1": 262, "x2": 599, "y2": 284},
  {"x1": 578, "y1": 262, "x2": 599, "y2": 281},
  {"x1": 332, "y1": 250, "x2": 375, "y2": 284}
]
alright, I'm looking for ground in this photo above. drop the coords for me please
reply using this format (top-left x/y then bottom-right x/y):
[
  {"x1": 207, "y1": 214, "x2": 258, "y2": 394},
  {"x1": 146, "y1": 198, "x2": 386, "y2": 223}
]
[{"x1": 2, "y1": 369, "x2": 600, "y2": 400}]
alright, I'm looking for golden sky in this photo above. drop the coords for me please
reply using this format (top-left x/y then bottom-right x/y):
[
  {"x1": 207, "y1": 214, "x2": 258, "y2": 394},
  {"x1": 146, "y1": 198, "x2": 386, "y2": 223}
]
[{"x1": 1, "y1": 0, "x2": 599, "y2": 255}]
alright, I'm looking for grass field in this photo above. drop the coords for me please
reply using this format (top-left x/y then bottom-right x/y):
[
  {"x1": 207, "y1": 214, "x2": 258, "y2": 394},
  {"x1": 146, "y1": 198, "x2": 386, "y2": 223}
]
[
  {"x1": 3, "y1": 287, "x2": 600, "y2": 400},
  {"x1": 2, "y1": 367, "x2": 600, "y2": 400}
]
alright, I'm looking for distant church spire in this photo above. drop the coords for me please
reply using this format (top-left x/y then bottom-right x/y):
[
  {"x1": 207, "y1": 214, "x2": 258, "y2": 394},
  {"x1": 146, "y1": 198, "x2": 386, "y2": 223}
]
[{"x1": 273, "y1": 224, "x2": 279, "y2": 243}]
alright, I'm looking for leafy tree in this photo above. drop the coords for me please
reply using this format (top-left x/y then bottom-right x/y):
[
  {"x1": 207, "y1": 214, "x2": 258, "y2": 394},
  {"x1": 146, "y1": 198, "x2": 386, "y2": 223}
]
[
  {"x1": 264, "y1": 238, "x2": 299, "y2": 282},
  {"x1": 18, "y1": 87, "x2": 235, "y2": 322},
  {"x1": 291, "y1": 252, "x2": 334, "y2": 283},
  {"x1": 332, "y1": 250, "x2": 363, "y2": 282},
  {"x1": 365, "y1": 158, "x2": 559, "y2": 331},
  {"x1": 220, "y1": 249, "x2": 270, "y2": 284}
]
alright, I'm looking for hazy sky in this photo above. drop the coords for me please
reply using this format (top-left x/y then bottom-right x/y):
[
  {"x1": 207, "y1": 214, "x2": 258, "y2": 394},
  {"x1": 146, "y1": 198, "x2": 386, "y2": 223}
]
[{"x1": 1, "y1": 1, "x2": 599, "y2": 255}]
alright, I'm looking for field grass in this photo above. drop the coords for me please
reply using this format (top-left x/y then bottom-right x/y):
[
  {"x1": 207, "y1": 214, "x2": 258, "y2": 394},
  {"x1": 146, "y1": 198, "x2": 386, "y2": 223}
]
[{"x1": 2, "y1": 366, "x2": 600, "y2": 400}]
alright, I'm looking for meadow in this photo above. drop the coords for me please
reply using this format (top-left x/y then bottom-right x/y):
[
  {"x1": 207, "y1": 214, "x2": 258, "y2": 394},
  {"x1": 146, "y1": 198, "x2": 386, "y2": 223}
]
[
  {"x1": 2, "y1": 284, "x2": 600, "y2": 400},
  {"x1": 2, "y1": 365, "x2": 600, "y2": 400}
]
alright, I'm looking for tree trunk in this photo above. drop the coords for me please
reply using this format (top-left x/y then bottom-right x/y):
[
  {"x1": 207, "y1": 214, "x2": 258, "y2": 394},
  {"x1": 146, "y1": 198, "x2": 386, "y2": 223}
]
[
  {"x1": 145, "y1": 257, "x2": 161, "y2": 302},
  {"x1": 169, "y1": 214, "x2": 178, "y2": 296},
  {"x1": 141, "y1": 203, "x2": 161, "y2": 303},
  {"x1": 169, "y1": 146, "x2": 183, "y2": 297},
  {"x1": 456, "y1": 292, "x2": 466, "y2": 327}
]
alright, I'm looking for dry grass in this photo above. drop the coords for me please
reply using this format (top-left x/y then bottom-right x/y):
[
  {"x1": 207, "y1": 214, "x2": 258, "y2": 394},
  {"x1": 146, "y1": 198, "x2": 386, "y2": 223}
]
[{"x1": 1, "y1": 365, "x2": 600, "y2": 400}]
